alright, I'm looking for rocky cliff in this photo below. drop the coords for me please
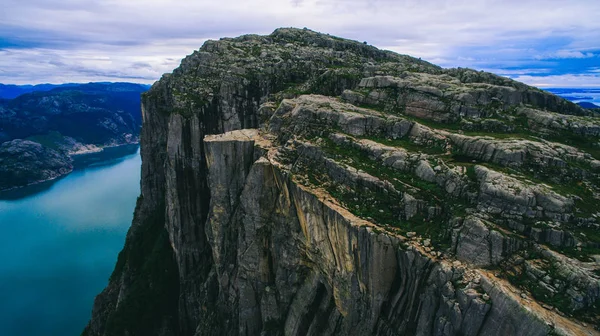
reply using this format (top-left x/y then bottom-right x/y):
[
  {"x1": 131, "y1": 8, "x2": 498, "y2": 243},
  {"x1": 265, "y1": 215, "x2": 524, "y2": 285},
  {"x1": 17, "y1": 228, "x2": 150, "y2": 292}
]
[{"x1": 84, "y1": 28, "x2": 600, "y2": 336}]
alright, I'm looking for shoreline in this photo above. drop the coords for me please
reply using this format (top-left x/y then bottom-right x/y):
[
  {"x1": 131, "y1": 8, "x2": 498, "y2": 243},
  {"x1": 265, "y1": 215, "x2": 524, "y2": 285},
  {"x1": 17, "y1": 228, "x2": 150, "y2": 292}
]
[
  {"x1": 0, "y1": 142, "x2": 140, "y2": 194},
  {"x1": 70, "y1": 141, "x2": 139, "y2": 157},
  {"x1": 0, "y1": 168, "x2": 74, "y2": 193}
]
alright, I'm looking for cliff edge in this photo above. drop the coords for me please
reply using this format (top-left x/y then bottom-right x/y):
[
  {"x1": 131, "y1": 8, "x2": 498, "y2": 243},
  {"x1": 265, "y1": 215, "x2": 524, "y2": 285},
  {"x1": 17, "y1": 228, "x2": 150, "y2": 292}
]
[{"x1": 84, "y1": 28, "x2": 600, "y2": 336}]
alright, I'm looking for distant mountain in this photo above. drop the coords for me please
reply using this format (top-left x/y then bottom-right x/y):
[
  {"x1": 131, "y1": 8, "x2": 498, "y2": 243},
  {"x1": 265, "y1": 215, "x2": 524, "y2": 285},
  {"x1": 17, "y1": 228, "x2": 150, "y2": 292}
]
[
  {"x1": 0, "y1": 82, "x2": 151, "y2": 99},
  {"x1": 0, "y1": 83, "x2": 80, "y2": 99},
  {"x1": 0, "y1": 83, "x2": 149, "y2": 144},
  {"x1": 0, "y1": 82, "x2": 148, "y2": 190},
  {"x1": 545, "y1": 88, "x2": 600, "y2": 111},
  {"x1": 577, "y1": 101, "x2": 600, "y2": 109}
]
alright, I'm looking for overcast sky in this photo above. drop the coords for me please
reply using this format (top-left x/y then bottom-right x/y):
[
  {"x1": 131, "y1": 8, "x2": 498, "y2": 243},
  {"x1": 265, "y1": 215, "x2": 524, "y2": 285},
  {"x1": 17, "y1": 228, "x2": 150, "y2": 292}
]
[{"x1": 1, "y1": 0, "x2": 599, "y2": 87}]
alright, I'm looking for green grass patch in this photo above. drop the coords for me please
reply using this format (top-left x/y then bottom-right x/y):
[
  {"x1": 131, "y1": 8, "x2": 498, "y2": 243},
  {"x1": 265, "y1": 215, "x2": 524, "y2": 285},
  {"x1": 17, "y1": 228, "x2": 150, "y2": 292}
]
[
  {"x1": 505, "y1": 264, "x2": 571, "y2": 314},
  {"x1": 363, "y1": 135, "x2": 446, "y2": 155},
  {"x1": 319, "y1": 137, "x2": 445, "y2": 200},
  {"x1": 303, "y1": 137, "x2": 457, "y2": 247},
  {"x1": 461, "y1": 131, "x2": 527, "y2": 140}
]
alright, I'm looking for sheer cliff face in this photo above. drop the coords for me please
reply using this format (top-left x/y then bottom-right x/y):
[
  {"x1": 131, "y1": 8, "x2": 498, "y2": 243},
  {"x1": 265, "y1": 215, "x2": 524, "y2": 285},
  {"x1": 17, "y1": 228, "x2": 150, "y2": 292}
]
[{"x1": 84, "y1": 28, "x2": 600, "y2": 336}]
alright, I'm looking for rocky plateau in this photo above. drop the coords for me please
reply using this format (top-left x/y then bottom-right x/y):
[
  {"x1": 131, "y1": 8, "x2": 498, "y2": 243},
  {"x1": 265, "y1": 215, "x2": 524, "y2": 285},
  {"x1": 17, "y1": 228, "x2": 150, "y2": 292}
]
[{"x1": 84, "y1": 28, "x2": 600, "y2": 336}]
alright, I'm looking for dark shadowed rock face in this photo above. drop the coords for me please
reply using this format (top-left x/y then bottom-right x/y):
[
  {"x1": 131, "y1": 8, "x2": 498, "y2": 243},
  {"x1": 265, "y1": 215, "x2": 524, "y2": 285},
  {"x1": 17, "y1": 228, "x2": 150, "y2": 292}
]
[
  {"x1": 84, "y1": 28, "x2": 600, "y2": 336},
  {"x1": 0, "y1": 139, "x2": 73, "y2": 190}
]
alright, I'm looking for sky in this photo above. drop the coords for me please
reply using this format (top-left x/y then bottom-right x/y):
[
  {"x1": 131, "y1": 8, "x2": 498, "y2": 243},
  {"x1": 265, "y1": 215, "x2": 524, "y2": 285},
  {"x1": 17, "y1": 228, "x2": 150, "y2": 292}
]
[{"x1": 0, "y1": 0, "x2": 599, "y2": 87}]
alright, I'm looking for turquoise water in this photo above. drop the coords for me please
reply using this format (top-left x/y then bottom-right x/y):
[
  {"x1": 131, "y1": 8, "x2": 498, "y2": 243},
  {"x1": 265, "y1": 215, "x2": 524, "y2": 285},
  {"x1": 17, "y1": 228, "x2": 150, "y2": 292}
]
[{"x1": 0, "y1": 147, "x2": 141, "y2": 336}]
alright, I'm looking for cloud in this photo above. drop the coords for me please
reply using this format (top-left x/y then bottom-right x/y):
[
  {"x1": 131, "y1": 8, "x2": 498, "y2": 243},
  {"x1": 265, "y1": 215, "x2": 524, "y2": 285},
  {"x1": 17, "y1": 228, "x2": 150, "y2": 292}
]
[
  {"x1": 535, "y1": 50, "x2": 597, "y2": 59},
  {"x1": 0, "y1": 40, "x2": 203, "y2": 84},
  {"x1": 482, "y1": 68, "x2": 553, "y2": 76},
  {"x1": 0, "y1": 0, "x2": 599, "y2": 86},
  {"x1": 512, "y1": 74, "x2": 600, "y2": 88}
]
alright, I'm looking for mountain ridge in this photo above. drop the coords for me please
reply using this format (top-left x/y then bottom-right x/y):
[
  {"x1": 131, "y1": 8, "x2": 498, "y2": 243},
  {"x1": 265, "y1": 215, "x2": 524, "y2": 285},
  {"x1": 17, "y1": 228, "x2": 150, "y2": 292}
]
[
  {"x1": 0, "y1": 82, "x2": 147, "y2": 191},
  {"x1": 578, "y1": 101, "x2": 600, "y2": 109},
  {"x1": 84, "y1": 27, "x2": 600, "y2": 336},
  {"x1": 0, "y1": 82, "x2": 151, "y2": 100}
]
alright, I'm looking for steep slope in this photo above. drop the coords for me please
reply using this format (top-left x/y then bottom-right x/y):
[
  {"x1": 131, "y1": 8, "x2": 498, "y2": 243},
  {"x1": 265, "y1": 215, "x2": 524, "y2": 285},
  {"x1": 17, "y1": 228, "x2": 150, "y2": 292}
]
[{"x1": 84, "y1": 28, "x2": 600, "y2": 336}]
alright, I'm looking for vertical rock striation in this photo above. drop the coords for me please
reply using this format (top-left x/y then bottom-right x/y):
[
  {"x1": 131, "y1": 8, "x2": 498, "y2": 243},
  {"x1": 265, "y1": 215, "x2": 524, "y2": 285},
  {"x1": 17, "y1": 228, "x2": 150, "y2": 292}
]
[{"x1": 84, "y1": 28, "x2": 600, "y2": 336}]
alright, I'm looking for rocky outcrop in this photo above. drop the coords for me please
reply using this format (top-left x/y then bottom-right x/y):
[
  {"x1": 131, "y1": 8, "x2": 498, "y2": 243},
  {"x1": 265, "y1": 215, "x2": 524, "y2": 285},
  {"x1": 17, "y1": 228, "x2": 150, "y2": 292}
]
[
  {"x1": 0, "y1": 139, "x2": 73, "y2": 190},
  {"x1": 200, "y1": 130, "x2": 552, "y2": 336},
  {"x1": 451, "y1": 216, "x2": 520, "y2": 267},
  {"x1": 85, "y1": 28, "x2": 600, "y2": 336}
]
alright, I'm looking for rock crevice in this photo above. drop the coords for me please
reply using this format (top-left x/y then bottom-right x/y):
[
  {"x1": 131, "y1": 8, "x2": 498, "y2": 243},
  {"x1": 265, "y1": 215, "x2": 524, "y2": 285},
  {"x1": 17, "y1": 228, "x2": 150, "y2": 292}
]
[{"x1": 84, "y1": 28, "x2": 600, "y2": 336}]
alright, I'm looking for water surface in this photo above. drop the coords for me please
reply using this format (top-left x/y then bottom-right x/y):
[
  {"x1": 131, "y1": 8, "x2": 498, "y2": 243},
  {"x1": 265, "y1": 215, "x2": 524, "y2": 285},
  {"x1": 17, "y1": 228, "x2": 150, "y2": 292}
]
[{"x1": 0, "y1": 147, "x2": 141, "y2": 336}]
